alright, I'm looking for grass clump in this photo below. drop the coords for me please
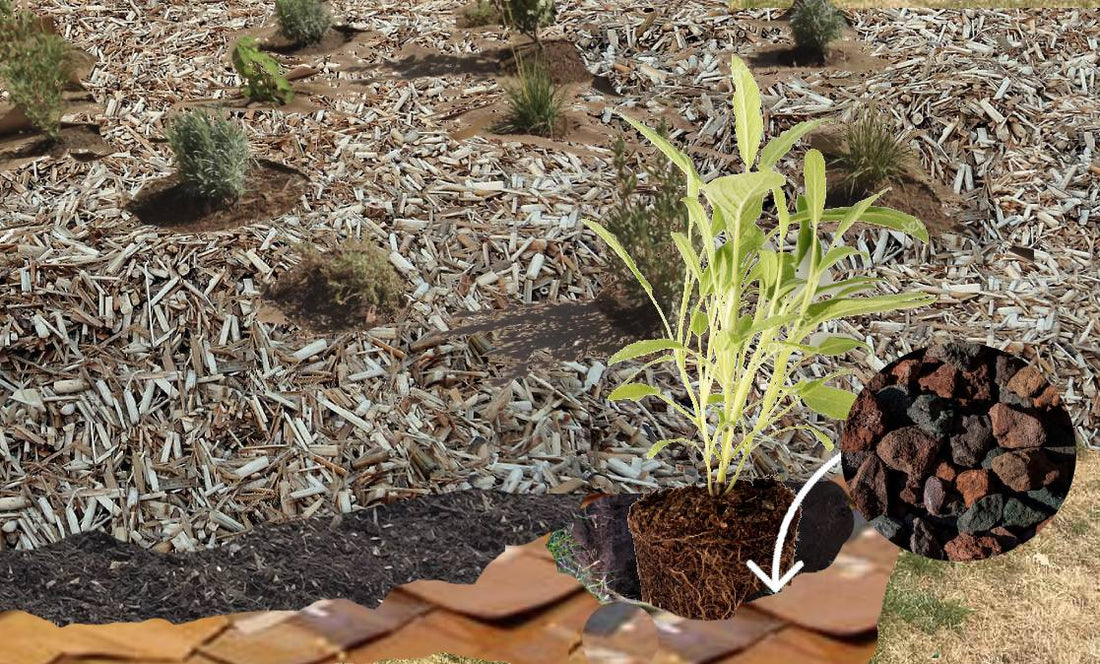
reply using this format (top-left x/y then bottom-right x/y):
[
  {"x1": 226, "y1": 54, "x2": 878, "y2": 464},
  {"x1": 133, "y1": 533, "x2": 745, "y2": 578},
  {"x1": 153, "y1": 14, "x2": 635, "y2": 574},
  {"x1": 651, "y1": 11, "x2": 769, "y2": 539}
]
[
  {"x1": 165, "y1": 109, "x2": 252, "y2": 202},
  {"x1": 0, "y1": 0, "x2": 37, "y2": 59},
  {"x1": 835, "y1": 112, "x2": 909, "y2": 197},
  {"x1": 301, "y1": 241, "x2": 404, "y2": 320},
  {"x1": 499, "y1": 0, "x2": 556, "y2": 43},
  {"x1": 881, "y1": 587, "x2": 972, "y2": 635},
  {"x1": 231, "y1": 37, "x2": 294, "y2": 105},
  {"x1": 459, "y1": 0, "x2": 500, "y2": 27},
  {"x1": 603, "y1": 122, "x2": 687, "y2": 315},
  {"x1": 275, "y1": 0, "x2": 331, "y2": 47},
  {"x1": 0, "y1": 29, "x2": 71, "y2": 140},
  {"x1": 496, "y1": 58, "x2": 564, "y2": 137},
  {"x1": 789, "y1": 0, "x2": 845, "y2": 60},
  {"x1": 546, "y1": 528, "x2": 613, "y2": 601}
]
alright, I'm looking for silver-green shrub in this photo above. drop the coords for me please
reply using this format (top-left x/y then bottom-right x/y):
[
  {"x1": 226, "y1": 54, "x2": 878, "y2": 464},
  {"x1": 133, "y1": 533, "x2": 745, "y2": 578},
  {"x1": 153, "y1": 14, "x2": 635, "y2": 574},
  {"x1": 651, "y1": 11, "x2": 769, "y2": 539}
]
[
  {"x1": 1, "y1": 30, "x2": 70, "y2": 139},
  {"x1": 789, "y1": 0, "x2": 845, "y2": 59},
  {"x1": 165, "y1": 109, "x2": 252, "y2": 202},
  {"x1": 275, "y1": 0, "x2": 331, "y2": 47}
]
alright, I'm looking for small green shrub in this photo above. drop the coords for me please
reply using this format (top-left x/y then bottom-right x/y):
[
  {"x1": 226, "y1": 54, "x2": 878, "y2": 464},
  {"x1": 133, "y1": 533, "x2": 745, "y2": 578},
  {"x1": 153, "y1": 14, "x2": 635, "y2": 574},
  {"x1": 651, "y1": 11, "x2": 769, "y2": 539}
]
[
  {"x1": 496, "y1": 58, "x2": 564, "y2": 137},
  {"x1": 165, "y1": 109, "x2": 252, "y2": 202},
  {"x1": 231, "y1": 37, "x2": 294, "y2": 105},
  {"x1": 459, "y1": 0, "x2": 500, "y2": 27},
  {"x1": 604, "y1": 122, "x2": 687, "y2": 315},
  {"x1": 835, "y1": 113, "x2": 909, "y2": 197},
  {"x1": 301, "y1": 241, "x2": 404, "y2": 319},
  {"x1": 1, "y1": 30, "x2": 70, "y2": 139},
  {"x1": 275, "y1": 0, "x2": 331, "y2": 47},
  {"x1": 498, "y1": 0, "x2": 555, "y2": 43},
  {"x1": 789, "y1": 0, "x2": 845, "y2": 59}
]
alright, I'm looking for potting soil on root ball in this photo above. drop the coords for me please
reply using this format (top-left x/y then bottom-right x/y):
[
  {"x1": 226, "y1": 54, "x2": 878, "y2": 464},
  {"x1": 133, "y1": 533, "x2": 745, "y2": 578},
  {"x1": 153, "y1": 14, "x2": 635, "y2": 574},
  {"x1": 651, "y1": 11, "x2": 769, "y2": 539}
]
[
  {"x1": 626, "y1": 479, "x2": 799, "y2": 621},
  {"x1": 0, "y1": 491, "x2": 578, "y2": 625},
  {"x1": 842, "y1": 341, "x2": 1078, "y2": 561}
]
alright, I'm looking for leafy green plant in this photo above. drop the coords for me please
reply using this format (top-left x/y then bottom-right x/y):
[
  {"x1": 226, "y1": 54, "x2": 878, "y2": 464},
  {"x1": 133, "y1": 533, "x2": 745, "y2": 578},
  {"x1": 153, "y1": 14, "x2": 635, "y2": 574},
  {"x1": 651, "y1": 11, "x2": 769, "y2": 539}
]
[
  {"x1": 275, "y1": 0, "x2": 331, "y2": 47},
  {"x1": 231, "y1": 37, "x2": 294, "y2": 105},
  {"x1": 585, "y1": 57, "x2": 935, "y2": 495},
  {"x1": 789, "y1": 0, "x2": 845, "y2": 60},
  {"x1": 1, "y1": 30, "x2": 70, "y2": 140},
  {"x1": 300, "y1": 241, "x2": 404, "y2": 318},
  {"x1": 165, "y1": 108, "x2": 252, "y2": 202},
  {"x1": 834, "y1": 113, "x2": 909, "y2": 198},
  {"x1": 495, "y1": 58, "x2": 564, "y2": 137},
  {"x1": 498, "y1": 0, "x2": 556, "y2": 44},
  {"x1": 604, "y1": 122, "x2": 688, "y2": 315}
]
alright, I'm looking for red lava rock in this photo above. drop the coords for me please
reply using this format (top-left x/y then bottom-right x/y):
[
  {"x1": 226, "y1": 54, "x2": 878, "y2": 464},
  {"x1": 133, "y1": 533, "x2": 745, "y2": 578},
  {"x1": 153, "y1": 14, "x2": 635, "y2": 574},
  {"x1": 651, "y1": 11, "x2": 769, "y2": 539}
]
[
  {"x1": 956, "y1": 469, "x2": 992, "y2": 507},
  {"x1": 989, "y1": 403, "x2": 1047, "y2": 448},
  {"x1": 991, "y1": 449, "x2": 1057, "y2": 492},
  {"x1": 900, "y1": 476, "x2": 925, "y2": 508},
  {"x1": 876, "y1": 426, "x2": 941, "y2": 478},
  {"x1": 891, "y1": 358, "x2": 922, "y2": 387},
  {"x1": 1036, "y1": 517, "x2": 1054, "y2": 534},
  {"x1": 944, "y1": 532, "x2": 1003, "y2": 562},
  {"x1": 918, "y1": 362, "x2": 959, "y2": 399},
  {"x1": 934, "y1": 461, "x2": 958, "y2": 482},
  {"x1": 865, "y1": 372, "x2": 889, "y2": 392},
  {"x1": 995, "y1": 354, "x2": 1025, "y2": 390},
  {"x1": 842, "y1": 389, "x2": 886, "y2": 453},
  {"x1": 910, "y1": 517, "x2": 944, "y2": 559},
  {"x1": 850, "y1": 455, "x2": 889, "y2": 518},
  {"x1": 1007, "y1": 366, "x2": 1047, "y2": 399},
  {"x1": 959, "y1": 362, "x2": 994, "y2": 401},
  {"x1": 923, "y1": 476, "x2": 951, "y2": 516},
  {"x1": 1034, "y1": 384, "x2": 1062, "y2": 409}
]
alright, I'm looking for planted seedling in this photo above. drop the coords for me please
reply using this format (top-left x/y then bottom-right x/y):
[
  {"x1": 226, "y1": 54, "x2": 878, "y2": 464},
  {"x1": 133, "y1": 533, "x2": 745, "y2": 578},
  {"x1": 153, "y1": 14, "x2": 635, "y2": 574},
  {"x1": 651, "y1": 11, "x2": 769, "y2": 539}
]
[
  {"x1": 231, "y1": 37, "x2": 295, "y2": 105},
  {"x1": 165, "y1": 108, "x2": 252, "y2": 203},
  {"x1": 275, "y1": 0, "x2": 331, "y2": 47},
  {"x1": 495, "y1": 57, "x2": 564, "y2": 138},
  {"x1": 583, "y1": 56, "x2": 934, "y2": 619},
  {"x1": 0, "y1": 28, "x2": 70, "y2": 140},
  {"x1": 498, "y1": 0, "x2": 556, "y2": 45},
  {"x1": 602, "y1": 122, "x2": 688, "y2": 321},
  {"x1": 835, "y1": 112, "x2": 910, "y2": 198},
  {"x1": 789, "y1": 0, "x2": 846, "y2": 62}
]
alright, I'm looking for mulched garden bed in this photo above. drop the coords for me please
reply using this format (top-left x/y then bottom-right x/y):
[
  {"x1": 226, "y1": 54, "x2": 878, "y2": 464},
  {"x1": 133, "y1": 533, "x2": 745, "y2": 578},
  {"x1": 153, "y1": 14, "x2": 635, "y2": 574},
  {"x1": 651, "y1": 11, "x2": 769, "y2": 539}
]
[
  {"x1": 0, "y1": 491, "x2": 579, "y2": 625},
  {"x1": 842, "y1": 341, "x2": 1078, "y2": 561}
]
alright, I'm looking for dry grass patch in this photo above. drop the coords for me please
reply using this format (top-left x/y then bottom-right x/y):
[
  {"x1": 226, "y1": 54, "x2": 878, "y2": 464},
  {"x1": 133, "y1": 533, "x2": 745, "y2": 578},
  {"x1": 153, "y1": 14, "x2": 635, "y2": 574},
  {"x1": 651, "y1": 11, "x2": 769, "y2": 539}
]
[{"x1": 873, "y1": 449, "x2": 1100, "y2": 664}]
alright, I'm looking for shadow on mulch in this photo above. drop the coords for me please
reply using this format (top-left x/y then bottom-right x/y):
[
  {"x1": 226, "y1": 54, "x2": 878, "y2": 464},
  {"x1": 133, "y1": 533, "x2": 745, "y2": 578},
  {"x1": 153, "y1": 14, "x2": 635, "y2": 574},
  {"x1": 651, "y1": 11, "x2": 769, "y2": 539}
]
[
  {"x1": 0, "y1": 491, "x2": 581, "y2": 625},
  {"x1": 0, "y1": 123, "x2": 113, "y2": 172},
  {"x1": 383, "y1": 39, "x2": 591, "y2": 87},
  {"x1": 127, "y1": 159, "x2": 307, "y2": 233},
  {"x1": 262, "y1": 24, "x2": 367, "y2": 57}
]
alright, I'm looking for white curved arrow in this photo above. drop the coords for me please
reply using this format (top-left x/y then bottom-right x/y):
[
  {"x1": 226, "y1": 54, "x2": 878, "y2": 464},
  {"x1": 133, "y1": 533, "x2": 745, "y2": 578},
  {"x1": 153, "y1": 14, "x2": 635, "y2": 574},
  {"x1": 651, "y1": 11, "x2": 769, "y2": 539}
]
[{"x1": 746, "y1": 453, "x2": 841, "y2": 594}]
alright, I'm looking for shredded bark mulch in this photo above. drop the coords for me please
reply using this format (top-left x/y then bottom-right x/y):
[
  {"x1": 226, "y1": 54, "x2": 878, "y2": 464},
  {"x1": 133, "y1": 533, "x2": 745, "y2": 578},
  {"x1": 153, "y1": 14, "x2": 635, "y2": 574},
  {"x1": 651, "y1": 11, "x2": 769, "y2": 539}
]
[{"x1": 0, "y1": 491, "x2": 579, "y2": 626}]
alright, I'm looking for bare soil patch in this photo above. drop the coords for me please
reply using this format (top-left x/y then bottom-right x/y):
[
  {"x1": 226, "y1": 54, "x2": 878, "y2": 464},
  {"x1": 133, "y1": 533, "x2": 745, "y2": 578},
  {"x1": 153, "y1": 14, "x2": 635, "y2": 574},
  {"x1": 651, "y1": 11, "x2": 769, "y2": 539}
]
[
  {"x1": 0, "y1": 122, "x2": 112, "y2": 172},
  {"x1": 127, "y1": 159, "x2": 306, "y2": 233},
  {"x1": 0, "y1": 490, "x2": 579, "y2": 625},
  {"x1": 384, "y1": 39, "x2": 590, "y2": 86}
]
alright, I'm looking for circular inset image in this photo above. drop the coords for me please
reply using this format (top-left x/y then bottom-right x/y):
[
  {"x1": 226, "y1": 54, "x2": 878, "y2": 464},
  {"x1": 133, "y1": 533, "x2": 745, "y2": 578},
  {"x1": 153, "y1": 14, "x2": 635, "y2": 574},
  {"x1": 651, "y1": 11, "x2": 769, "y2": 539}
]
[{"x1": 841, "y1": 341, "x2": 1077, "y2": 561}]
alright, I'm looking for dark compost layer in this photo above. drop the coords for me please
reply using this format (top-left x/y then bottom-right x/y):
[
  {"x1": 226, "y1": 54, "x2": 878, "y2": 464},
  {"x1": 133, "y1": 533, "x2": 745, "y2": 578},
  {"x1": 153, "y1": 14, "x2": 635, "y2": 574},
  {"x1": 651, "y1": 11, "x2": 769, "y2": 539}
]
[{"x1": 0, "y1": 491, "x2": 578, "y2": 625}]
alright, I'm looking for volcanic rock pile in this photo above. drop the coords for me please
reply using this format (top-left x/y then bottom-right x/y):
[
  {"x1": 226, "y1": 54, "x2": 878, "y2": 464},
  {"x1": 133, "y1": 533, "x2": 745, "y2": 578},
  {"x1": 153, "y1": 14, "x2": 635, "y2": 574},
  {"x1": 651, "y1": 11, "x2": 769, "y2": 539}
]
[{"x1": 842, "y1": 342, "x2": 1077, "y2": 561}]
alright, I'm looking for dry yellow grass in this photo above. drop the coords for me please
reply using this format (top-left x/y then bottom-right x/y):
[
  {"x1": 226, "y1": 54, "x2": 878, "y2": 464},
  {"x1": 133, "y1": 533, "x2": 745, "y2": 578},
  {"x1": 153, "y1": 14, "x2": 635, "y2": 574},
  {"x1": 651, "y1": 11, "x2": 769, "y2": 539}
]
[
  {"x1": 873, "y1": 449, "x2": 1100, "y2": 664},
  {"x1": 730, "y1": 1, "x2": 1098, "y2": 7}
]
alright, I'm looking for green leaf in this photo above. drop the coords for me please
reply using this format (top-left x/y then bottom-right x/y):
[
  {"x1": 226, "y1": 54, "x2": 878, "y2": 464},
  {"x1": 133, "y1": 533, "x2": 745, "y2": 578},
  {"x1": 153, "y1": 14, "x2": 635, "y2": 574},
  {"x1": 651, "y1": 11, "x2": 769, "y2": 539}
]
[
  {"x1": 671, "y1": 231, "x2": 702, "y2": 280},
  {"x1": 794, "y1": 214, "x2": 813, "y2": 266},
  {"x1": 814, "y1": 336, "x2": 869, "y2": 356},
  {"x1": 609, "y1": 339, "x2": 684, "y2": 365},
  {"x1": 798, "y1": 381, "x2": 857, "y2": 420},
  {"x1": 706, "y1": 393, "x2": 725, "y2": 406},
  {"x1": 645, "y1": 438, "x2": 688, "y2": 458},
  {"x1": 608, "y1": 383, "x2": 661, "y2": 402},
  {"x1": 703, "y1": 172, "x2": 785, "y2": 232},
  {"x1": 583, "y1": 220, "x2": 654, "y2": 298},
  {"x1": 806, "y1": 292, "x2": 936, "y2": 327},
  {"x1": 803, "y1": 148, "x2": 827, "y2": 228},
  {"x1": 835, "y1": 192, "x2": 883, "y2": 237},
  {"x1": 802, "y1": 425, "x2": 836, "y2": 451},
  {"x1": 617, "y1": 113, "x2": 702, "y2": 197},
  {"x1": 819, "y1": 246, "x2": 867, "y2": 272},
  {"x1": 729, "y1": 55, "x2": 763, "y2": 168},
  {"x1": 759, "y1": 119, "x2": 826, "y2": 170},
  {"x1": 792, "y1": 206, "x2": 929, "y2": 244},
  {"x1": 690, "y1": 309, "x2": 708, "y2": 336}
]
